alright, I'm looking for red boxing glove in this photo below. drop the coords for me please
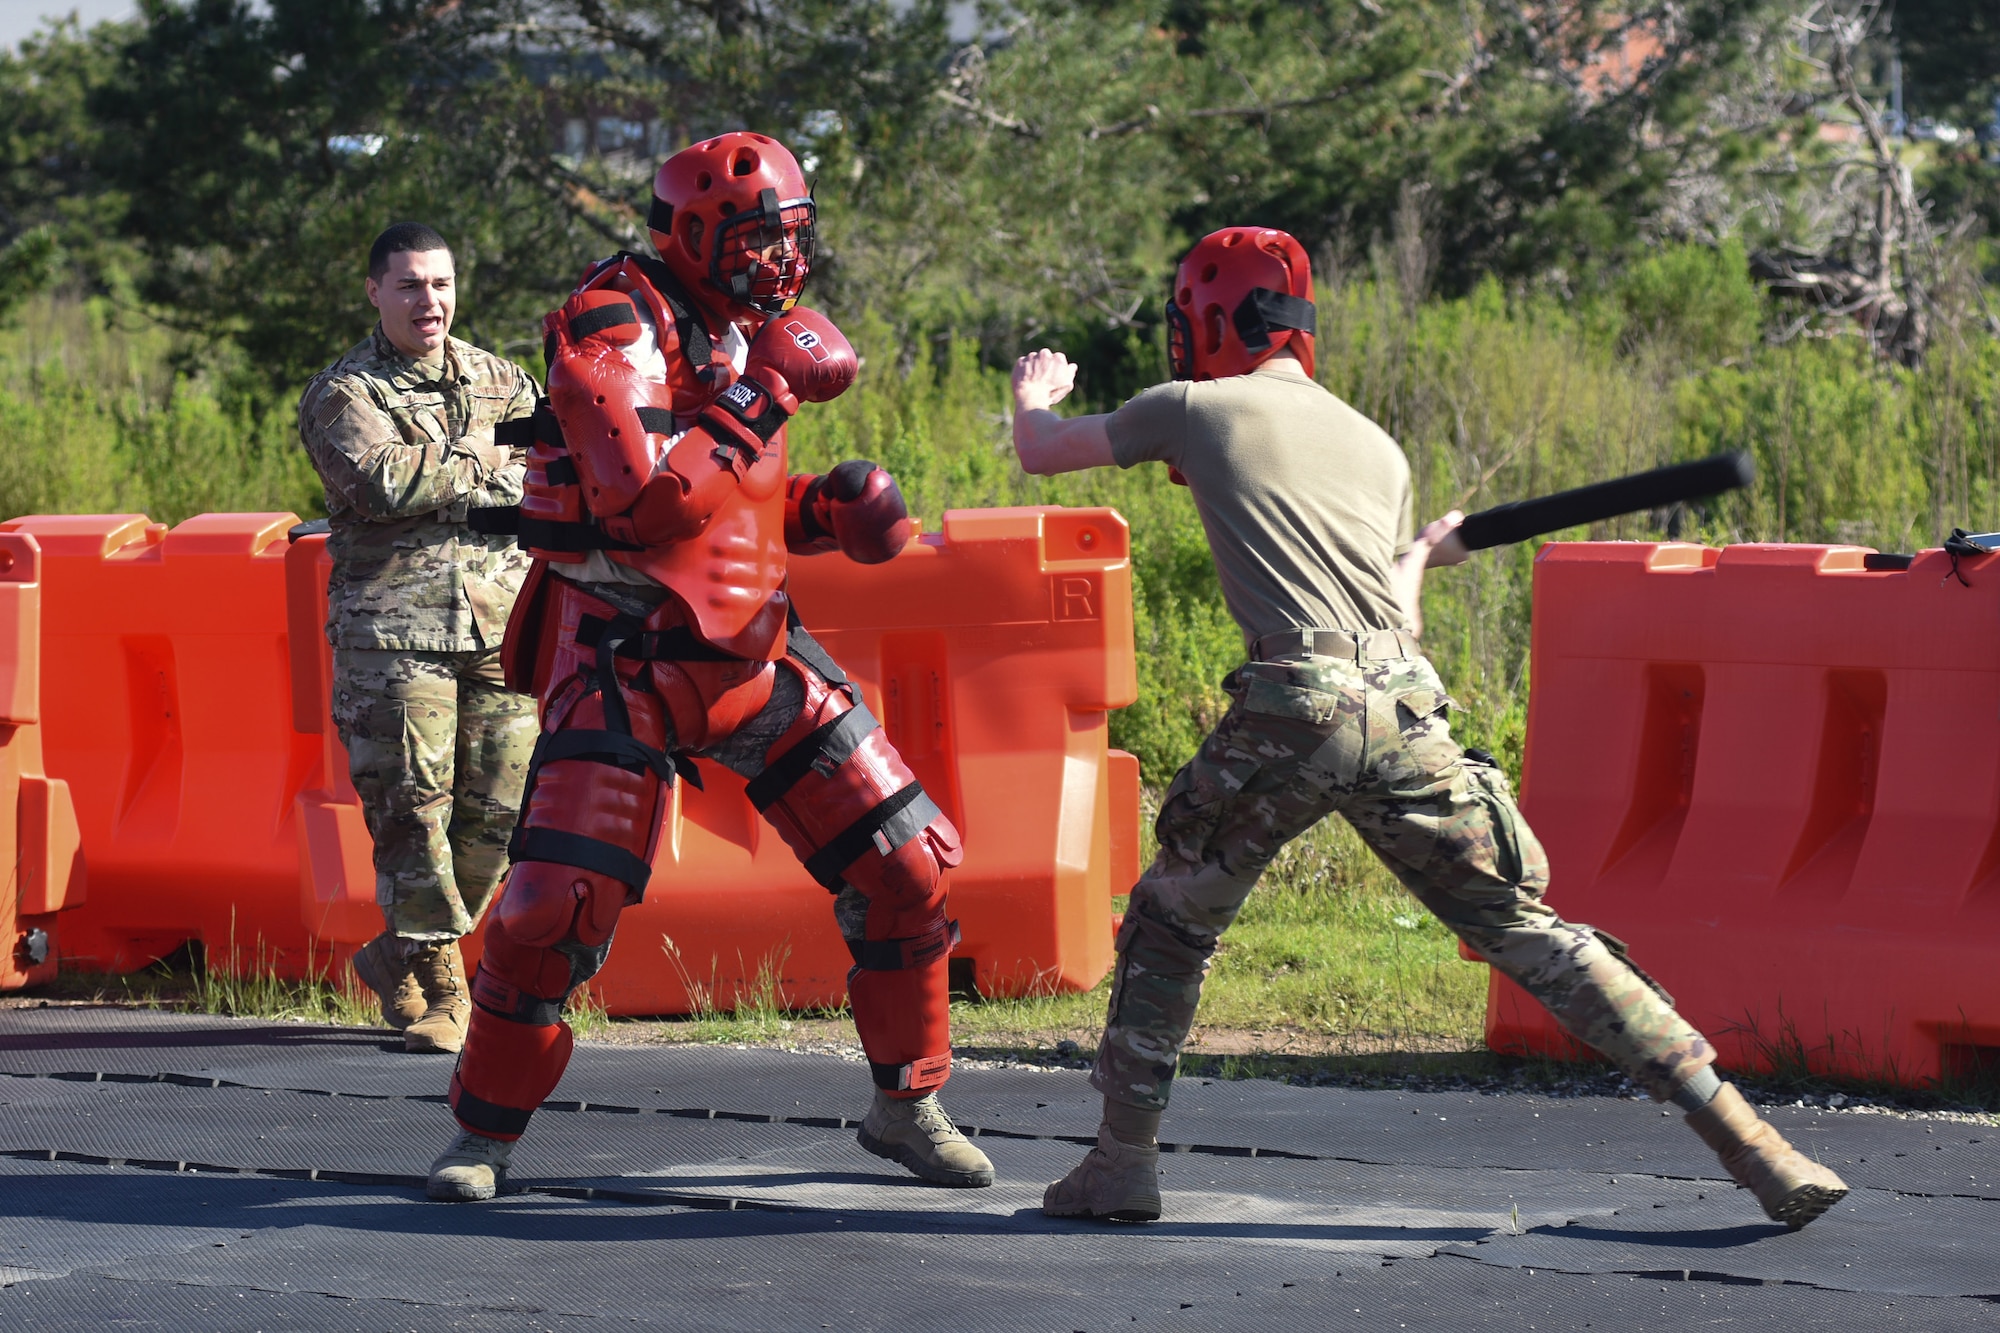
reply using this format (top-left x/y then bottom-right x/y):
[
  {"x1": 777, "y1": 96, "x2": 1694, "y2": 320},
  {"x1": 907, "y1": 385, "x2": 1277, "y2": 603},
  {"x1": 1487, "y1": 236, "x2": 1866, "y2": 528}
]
[
  {"x1": 746, "y1": 307, "x2": 858, "y2": 407},
  {"x1": 700, "y1": 307, "x2": 859, "y2": 453},
  {"x1": 791, "y1": 459, "x2": 911, "y2": 565}
]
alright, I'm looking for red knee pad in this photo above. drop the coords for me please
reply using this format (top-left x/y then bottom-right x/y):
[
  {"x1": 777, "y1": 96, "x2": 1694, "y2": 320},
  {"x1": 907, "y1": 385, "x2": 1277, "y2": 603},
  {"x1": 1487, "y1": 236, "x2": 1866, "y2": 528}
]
[
  {"x1": 478, "y1": 907, "x2": 580, "y2": 1009},
  {"x1": 494, "y1": 860, "x2": 626, "y2": 950},
  {"x1": 450, "y1": 1006, "x2": 575, "y2": 1140},
  {"x1": 838, "y1": 819, "x2": 959, "y2": 915},
  {"x1": 849, "y1": 956, "x2": 951, "y2": 1096}
]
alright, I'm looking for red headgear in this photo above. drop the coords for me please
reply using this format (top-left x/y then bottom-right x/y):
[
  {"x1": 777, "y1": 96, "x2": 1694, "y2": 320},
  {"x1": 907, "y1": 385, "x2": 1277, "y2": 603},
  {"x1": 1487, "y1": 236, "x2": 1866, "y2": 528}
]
[
  {"x1": 1166, "y1": 227, "x2": 1316, "y2": 381},
  {"x1": 648, "y1": 132, "x2": 817, "y2": 319}
]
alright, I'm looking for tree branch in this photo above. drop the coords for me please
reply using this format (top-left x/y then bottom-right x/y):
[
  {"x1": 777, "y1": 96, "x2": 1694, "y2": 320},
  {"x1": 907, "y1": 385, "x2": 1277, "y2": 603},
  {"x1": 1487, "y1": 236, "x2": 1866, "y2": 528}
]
[{"x1": 930, "y1": 86, "x2": 1038, "y2": 138}]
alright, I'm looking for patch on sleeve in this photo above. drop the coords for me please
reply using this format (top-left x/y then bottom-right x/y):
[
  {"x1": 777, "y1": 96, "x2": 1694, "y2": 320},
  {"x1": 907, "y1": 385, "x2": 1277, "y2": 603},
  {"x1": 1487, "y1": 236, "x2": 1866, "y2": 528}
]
[{"x1": 312, "y1": 384, "x2": 357, "y2": 433}]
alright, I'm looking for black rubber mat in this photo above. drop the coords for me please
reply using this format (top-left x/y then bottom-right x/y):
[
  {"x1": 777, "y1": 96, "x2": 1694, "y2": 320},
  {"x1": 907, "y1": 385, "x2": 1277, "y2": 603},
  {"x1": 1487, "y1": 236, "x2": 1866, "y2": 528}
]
[
  {"x1": 0, "y1": 1273, "x2": 590, "y2": 1332},
  {"x1": 1442, "y1": 1186, "x2": 2000, "y2": 1299},
  {"x1": 4, "y1": 1007, "x2": 2000, "y2": 1330},
  {"x1": 9, "y1": 1179, "x2": 1994, "y2": 1333},
  {"x1": 3, "y1": 1010, "x2": 1991, "y2": 1206},
  {"x1": 0, "y1": 1077, "x2": 1713, "y2": 1244}
]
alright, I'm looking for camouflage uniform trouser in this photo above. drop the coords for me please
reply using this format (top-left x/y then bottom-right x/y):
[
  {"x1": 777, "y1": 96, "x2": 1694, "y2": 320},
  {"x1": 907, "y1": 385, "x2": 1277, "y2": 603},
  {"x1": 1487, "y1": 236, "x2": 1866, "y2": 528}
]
[
  {"x1": 1093, "y1": 643, "x2": 1716, "y2": 1112},
  {"x1": 331, "y1": 648, "x2": 539, "y2": 942}
]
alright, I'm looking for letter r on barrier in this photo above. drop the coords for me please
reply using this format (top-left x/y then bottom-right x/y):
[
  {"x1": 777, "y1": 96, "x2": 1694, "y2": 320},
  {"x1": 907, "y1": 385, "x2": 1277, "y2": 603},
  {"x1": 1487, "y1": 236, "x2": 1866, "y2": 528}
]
[{"x1": 1053, "y1": 575, "x2": 1099, "y2": 621}]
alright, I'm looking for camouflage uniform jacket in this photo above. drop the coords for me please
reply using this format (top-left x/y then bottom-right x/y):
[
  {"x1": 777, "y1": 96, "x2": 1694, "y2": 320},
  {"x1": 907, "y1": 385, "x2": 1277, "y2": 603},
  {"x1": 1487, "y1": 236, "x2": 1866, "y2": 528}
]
[{"x1": 298, "y1": 327, "x2": 540, "y2": 652}]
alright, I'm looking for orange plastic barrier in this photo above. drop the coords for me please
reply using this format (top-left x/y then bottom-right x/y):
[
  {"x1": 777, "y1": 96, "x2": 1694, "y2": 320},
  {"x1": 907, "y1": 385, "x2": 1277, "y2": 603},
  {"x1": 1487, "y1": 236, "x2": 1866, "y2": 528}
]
[
  {"x1": 0, "y1": 513, "x2": 325, "y2": 975},
  {"x1": 7, "y1": 508, "x2": 1140, "y2": 1010},
  {"x1": 0, "y1": 532, "x2": 85, "y2": 990},
  {"x1": 1484, "y1": 541, "x2": 2000, "y2": 1087},
  {"x1": 285, "y1": 532, "x2": 382, "y2": 947}
]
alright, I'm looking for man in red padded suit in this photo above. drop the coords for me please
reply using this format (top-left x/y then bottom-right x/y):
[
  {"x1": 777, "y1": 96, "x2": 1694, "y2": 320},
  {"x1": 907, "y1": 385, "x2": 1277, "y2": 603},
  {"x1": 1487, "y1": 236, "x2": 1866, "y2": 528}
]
[{"x1": 425, "y1": 132, "x2": 994, "y2": 1200}]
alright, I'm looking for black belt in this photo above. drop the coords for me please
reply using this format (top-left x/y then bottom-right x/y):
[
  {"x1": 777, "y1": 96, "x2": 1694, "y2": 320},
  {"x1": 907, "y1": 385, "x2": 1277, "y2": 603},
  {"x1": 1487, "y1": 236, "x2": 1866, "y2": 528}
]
[
  {"x1": 466, "y1": 506, "x2": 519, "y2": 536},
  {"x1": 1249, "y1": 627, "x2": 1420, "y2": 662}
]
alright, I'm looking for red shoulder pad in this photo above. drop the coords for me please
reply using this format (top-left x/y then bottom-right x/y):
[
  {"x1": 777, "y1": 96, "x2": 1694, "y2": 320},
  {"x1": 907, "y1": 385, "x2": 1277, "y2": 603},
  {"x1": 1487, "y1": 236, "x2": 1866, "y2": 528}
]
[{"x1": 558, "y1": 288, "x2": 643, "y2": 349}]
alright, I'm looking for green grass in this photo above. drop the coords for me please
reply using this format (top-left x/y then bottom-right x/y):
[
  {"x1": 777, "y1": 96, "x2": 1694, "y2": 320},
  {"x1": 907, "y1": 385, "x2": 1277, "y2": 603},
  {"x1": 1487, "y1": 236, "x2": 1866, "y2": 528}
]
[
  {"x1": 941, "y1": 792, "x2": 1488, "y2": 1054},
  {"x1": 45, "y1": 942, "x2": 380, "y2": 1029},
  {"x1": 1199, "y1": 821, "x2": 1487, "y2": 1045}
]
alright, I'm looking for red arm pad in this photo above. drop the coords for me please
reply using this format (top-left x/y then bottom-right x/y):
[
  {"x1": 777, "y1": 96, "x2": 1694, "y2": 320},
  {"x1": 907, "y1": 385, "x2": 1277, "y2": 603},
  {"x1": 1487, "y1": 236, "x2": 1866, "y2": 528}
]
[
  {"x1": 544, "y1": 306, "x2": 673, "y2": 516},
  {"x1": 599, "y1": 418, "x2": 765, "y2": 547}
]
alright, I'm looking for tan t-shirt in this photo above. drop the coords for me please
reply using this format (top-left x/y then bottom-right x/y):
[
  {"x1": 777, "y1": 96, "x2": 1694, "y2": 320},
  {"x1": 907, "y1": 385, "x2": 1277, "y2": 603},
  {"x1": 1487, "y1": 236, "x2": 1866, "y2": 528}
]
[{"x1": 1106, "y1": 362, "x2": 1413, "y2": 646}]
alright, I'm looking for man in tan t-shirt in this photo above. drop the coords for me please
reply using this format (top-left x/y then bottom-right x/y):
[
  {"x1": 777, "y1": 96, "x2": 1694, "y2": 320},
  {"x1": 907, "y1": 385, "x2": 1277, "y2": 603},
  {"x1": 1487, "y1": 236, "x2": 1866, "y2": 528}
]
[{"x1": 1011, "y1": 226, "x2": 1848, "y2": 1231}]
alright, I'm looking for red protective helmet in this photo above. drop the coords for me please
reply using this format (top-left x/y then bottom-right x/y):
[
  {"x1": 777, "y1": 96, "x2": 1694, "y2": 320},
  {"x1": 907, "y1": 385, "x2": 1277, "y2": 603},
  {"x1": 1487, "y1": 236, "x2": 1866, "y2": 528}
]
[
  {"x1": 648, "y1": 132, "x2": 817, "y2": 318},
  {"x1": 1166, "y1": 227, "x2": 1317, "y2": 381}
]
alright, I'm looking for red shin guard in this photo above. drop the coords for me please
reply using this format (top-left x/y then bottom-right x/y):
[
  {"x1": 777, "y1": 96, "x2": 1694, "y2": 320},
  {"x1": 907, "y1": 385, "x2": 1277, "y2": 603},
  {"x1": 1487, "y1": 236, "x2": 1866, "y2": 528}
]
[
  {"x1": 849, "y1": 955, "x2": 952, "y2": 1097},
  {"x1": 449, "y1": 1005, "x2": 576, "y2": 1141}
]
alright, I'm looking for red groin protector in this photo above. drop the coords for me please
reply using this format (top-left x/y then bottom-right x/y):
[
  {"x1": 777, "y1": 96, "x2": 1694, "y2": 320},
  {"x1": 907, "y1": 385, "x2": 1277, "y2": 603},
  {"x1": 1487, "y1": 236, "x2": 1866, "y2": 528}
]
[
  {"x1": 1481, "y1": 540, "x2": 2000, "y2": 1087},
  {"x1": 0, "y1": 532, "x2": 85, "y2": 990}
]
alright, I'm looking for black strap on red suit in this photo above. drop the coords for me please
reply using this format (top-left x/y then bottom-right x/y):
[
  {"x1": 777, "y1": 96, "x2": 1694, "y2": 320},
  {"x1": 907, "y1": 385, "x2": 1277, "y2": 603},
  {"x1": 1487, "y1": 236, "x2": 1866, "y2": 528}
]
[
  {"x1": 516, "y1": 516, "x2": 642, "y2": 553},
  {"x1": 846, "y1": 918, "x2": 960, "y2": 972},
  {"x1": 615, "y1": 251, "x2": 717, "y2": 379},
  {"x1": 801, "y1": 783, "x2": 942, "y2": 891},
  {"x1": 566, "y1": 298, "x2": 640, "y2": 342},
  {"x1": 782, "y1": 607, "x2": 853, "y2": 692},
  {"x1": 508, "y1": 826, "x2": 654, "y2": 894},
  {"x1": 532, "y1": 727, "x2": 679, "y2": 781},
  {"x1": 449, "y1": 1084, "x2": 536, "y2": 1138},
  {"x1": 466, "y1": 507, "x2": 520, "y2": 536},
  {"x1": 743, "y1": 704, "x2": 877, "y2": 813},
  {"x1": 493, "y1": 417, "x2": 536, "y2": 450},
  {"x1": 576, "y1": 613, "x2": 745, "y2": 665}
]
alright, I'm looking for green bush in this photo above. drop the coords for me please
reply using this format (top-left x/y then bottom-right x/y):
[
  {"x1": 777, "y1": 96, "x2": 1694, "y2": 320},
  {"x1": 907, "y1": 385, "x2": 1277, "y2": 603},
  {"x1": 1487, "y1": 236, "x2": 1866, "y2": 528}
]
[{"x1": 0, "y1": 294, "x2": 320, "y2": 524}]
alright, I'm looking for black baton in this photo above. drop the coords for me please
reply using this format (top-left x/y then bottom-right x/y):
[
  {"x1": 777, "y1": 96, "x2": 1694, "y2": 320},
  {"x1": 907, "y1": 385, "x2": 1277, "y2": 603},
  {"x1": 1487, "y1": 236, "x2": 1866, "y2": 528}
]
[{"x1": 1455, "y1": 451, "x2": 1755, "y2": 552}]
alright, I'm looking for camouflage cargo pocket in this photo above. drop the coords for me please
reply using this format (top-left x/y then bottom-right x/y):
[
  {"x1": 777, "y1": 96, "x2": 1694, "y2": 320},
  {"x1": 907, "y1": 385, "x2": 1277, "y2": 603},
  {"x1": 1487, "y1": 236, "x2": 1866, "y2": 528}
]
[
  {"x1": 1237, "y1": 663, "x2": 1342, "y2": 726},
  {"x1": 1372, "y1": 678, "x2": 1459, "y2": 797},
  {"x1": 1460, "y1": 751, "x2": 1526, "y2": 887},
  {"x1": 1392, "y1": 685, "x2": 1452, "y2": 733},
  {"x1": 1102, "y1": 910, "x2": 1142, "y2": 1024}
]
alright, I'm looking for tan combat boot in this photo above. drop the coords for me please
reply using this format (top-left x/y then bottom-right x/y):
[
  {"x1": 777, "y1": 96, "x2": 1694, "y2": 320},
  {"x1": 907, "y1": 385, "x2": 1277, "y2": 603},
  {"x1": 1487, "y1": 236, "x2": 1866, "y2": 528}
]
[
  {"x1": 426, "y1": 1128, "x2": 514, "y2": 1202},
  {"x1": 857, "y1": 1090, "x2": 995, "y2": 1187},
  {"x1": 1042, "y1": 1125, "x2": 1163, "y2": 1221},
  {"x1": 1685, "y1": 1082, "x2": 1850, "y2": 1229},
  {"x1": 403, "y1": 940, "x2": 470, "y2": 1054},
  {"x1": 349, "y1": 932, "x2": 427, "y2": 1032}
]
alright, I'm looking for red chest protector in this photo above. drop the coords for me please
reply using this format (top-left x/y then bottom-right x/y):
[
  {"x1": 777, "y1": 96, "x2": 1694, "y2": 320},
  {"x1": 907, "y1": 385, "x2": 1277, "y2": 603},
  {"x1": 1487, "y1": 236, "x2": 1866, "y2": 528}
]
[{"x1": 520, "y1": 253, "x2": 790, "y2": 657}]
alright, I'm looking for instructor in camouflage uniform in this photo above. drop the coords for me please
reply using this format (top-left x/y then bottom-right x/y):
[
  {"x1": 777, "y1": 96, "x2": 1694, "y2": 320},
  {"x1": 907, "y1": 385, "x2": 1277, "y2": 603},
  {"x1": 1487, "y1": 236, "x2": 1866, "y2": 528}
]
[
  {"x1": 1011, "y1": 226, "x2": 1850, "y2": 1230},
  {"x1": 297, "y1": 222, "x2": 540, "y2": 1054}
]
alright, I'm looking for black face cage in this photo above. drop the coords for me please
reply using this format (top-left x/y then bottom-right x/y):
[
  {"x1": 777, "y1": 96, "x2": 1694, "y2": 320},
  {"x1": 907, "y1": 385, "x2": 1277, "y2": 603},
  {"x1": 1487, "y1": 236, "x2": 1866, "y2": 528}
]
[
  {"x1": 1164, "y1": 299, "x2": 1195, "y2": 380},
  {"x1": 710, "y1": 187, "x2": 818, "y2": 314}
]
